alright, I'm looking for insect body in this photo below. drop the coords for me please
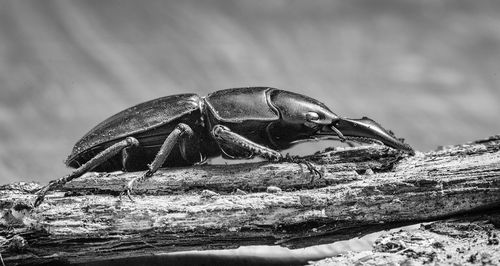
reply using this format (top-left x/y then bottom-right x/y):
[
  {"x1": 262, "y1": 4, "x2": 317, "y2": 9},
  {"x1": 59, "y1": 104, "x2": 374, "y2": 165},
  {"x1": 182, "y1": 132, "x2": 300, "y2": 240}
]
[{"x1": 34, "y1": 87, "x2": 413, "y2": 206}]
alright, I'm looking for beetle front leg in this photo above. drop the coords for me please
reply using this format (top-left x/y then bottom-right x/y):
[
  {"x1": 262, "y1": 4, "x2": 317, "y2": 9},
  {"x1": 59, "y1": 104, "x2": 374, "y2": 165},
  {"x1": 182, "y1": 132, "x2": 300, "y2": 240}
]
[
  {"x1": 212, "y1": 125, "x2": 283, "y2": 161},
  {"x1": 34, "y1": 137, "x2": 140, "y2": 207},
  {"x1": 125, "y1": 123, "x2": 194, "y2": 200},
  {"x1": 212, "y1": 125, "x2": 321, "y2": 181}
]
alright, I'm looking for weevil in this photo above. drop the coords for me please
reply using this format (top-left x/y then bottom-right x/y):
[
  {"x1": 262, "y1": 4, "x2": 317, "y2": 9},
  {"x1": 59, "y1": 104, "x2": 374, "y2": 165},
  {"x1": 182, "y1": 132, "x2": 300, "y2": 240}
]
[{"x1": 34, "y1": 87, "x2": 413, "y2": 206}]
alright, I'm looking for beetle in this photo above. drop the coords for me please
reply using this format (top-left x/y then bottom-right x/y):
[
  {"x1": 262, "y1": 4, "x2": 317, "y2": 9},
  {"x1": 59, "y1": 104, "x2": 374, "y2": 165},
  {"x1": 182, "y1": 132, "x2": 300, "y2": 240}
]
[{"x1": 34, "y1": 87, "x2": 413, "y2": 206}]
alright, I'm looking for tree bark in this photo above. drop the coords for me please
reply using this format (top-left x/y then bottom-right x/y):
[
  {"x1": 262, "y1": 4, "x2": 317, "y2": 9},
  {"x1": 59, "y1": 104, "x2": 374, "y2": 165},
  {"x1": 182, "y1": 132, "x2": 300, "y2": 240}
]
[
  {"x1": 310, "y1": 211, "x2": 500, "y2": 266},
  {"x1": 1, "y1": 135, "x2": 499, "y2": 265}
]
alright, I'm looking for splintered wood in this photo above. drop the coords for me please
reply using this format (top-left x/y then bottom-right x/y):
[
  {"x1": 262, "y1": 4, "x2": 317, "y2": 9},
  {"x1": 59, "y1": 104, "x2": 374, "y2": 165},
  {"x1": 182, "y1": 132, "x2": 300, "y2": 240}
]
[{"x1": 1, "y1": 135, "x2": 499, "y2": 265}]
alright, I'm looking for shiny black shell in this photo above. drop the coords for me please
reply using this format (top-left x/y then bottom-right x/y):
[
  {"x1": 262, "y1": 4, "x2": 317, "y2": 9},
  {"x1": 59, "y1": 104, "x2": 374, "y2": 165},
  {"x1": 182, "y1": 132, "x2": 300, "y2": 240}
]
[
  {"x1": 65, "y1": 87, "x2": 337, "y2": 170},
  {"x1": 204, "y1": 87, "x2": 279, "y2": 122},
  {"x1": 65, "y1": 94, "x2": 205, "y2": 170},
  {"x1": 203, "y1": 87, "x2": 281, "y2": 158}
]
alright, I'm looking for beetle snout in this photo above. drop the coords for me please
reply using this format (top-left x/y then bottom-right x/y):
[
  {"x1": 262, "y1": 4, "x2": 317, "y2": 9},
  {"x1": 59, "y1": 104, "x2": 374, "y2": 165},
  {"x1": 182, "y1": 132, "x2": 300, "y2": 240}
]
[
  {"x1": 313, "y1": 117, "x2": 414, "y2": 154},
  {"x1": 332, "y1": 117, "x2": 414, "y2": 154}
]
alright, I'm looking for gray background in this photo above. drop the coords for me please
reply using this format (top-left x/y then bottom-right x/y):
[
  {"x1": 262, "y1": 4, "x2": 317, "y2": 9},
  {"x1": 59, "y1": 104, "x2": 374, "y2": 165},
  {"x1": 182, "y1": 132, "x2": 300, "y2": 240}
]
[{"x1": 1, "y1": 0, "x2": 499, "y2": 185}]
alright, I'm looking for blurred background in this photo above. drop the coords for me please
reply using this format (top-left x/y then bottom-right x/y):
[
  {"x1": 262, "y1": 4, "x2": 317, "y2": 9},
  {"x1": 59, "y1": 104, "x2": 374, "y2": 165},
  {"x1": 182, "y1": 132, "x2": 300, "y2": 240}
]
[{"x1": 1, "y1": 0, "x2": 500, "y2": 185}]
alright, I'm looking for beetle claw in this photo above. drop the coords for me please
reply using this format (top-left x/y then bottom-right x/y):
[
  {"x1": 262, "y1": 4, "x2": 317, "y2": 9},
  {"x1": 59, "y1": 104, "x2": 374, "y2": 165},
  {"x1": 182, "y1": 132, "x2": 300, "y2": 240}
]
[
  {"x1": 282, "y1": 154, "x2": 322, "y2": 183},
  {"x1": 119, "y1": 189, "x2": 135, "y2": 202},
  {"x1": 303, "y1": 160, "x2": 322, "y2": 183},
  {"x1": 122, "y1": 170, "x2": 154, "y2": 202},
  {"x1": 126, "y1": 189, "x2": 135, "y2": 202},
  {"x1": 120, "y1": 178, "x2": 137, "y2": 202}
]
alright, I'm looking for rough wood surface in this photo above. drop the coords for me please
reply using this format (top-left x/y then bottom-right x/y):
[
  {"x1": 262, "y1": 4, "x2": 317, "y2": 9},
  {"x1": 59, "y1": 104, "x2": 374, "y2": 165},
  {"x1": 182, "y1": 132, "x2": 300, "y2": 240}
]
[
  {"x1": 310, "y1": 211, "x2": 500, "y2": 266},
  {"x1": 1, "y1": 135, "x2": 500, "y2": 265}
]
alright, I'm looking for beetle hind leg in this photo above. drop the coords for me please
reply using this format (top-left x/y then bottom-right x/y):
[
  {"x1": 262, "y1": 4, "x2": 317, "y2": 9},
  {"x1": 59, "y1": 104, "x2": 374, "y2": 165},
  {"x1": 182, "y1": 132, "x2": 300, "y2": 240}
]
[
  {"x1": 34, "y1": 137, "x2": 140, "y2": 207},
  {"x1": 125, "y1": 123, "x2": 195, "y2": 200}
]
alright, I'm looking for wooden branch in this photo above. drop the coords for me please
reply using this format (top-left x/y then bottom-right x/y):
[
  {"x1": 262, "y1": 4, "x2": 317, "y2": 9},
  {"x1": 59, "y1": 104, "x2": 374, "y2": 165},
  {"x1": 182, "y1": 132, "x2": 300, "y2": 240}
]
[
  {"x1": 1, "y1": 135, "x2": 499, "y2": 265},
  {"x1": 310, "y1": 211, "x2": 500, "y2": 266}
]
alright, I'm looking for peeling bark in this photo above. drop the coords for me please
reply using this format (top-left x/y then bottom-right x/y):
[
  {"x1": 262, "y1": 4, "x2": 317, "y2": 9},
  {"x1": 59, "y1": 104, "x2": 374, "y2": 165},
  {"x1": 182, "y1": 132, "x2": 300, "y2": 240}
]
[
  {"x1": 1, "y1": 135, "x2": 499, "y2": 265},
  {"x1": 310, "y1": 212, "x2": 500, "y2": 266}
]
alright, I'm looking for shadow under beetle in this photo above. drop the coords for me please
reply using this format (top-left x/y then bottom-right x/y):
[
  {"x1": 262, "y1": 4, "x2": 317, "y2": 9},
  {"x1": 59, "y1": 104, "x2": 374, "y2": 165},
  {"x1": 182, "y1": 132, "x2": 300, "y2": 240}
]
[{"x1": 34, "y1": 87, "x2": 414, "y2": 206}]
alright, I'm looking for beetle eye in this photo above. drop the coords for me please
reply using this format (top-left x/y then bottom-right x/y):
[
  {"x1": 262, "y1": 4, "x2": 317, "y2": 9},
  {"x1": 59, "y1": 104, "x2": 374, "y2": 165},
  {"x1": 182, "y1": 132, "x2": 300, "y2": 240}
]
[{"x1": 305, "y1": 112, "x2": 320, "y2": 121}]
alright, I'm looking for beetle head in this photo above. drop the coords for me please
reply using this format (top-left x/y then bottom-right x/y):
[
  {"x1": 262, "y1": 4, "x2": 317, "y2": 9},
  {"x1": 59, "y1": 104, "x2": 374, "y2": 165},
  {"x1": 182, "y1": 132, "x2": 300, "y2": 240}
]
[
  {"x1": 268, "y1": 90, "x2": 343, "y2": 147},
  {"x1": 269, "y1": 90, "x2": 414, "y2": 154},
  {"x1": 270, "y1": 90, "x2": 339, "y2": 127}
]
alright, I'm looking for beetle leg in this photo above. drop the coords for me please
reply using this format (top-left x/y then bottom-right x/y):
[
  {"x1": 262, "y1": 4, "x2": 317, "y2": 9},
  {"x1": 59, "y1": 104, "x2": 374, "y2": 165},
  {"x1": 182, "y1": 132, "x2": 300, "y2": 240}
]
[
  {"x1": 212, "y1": 125, "x2": 322, "y2": 181},
  {"x1": 179, "y1": 130, "x2": 205, "y2": 164},
  {"x1": 121, "y1": 147, "x2": 130, "y2": 172},
  {"x1": 125, "y1": 123, "x2": 194, "y2": 200},
  {"x1": 34, "y1": 137, "x2": 140, "y2": 207},
  {"x1": 329, "y1": 125, "x2": 346, "y2": 142},
  {"x1": 194, "y1": 152, "x2": 208, "y2": 165},
  {"x1": 211, "y1": 125, "x2": 282, "y2": 161},
  {"x1": 282, "y1": 154, "x2": 322, "y2": 182}
]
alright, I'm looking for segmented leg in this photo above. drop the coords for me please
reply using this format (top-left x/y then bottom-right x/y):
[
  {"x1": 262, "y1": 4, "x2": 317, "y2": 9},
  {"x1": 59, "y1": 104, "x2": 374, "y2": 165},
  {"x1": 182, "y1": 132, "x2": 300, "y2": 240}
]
[
  {"x1": 34, "y1": 137, "x2": 139, "y2": 207},
  {"x1": 212, "y1": 125, "x2": 321, "y2": 181},
  {"x1": 125, "y1": 123, "x2": 194, "y2": 201},
  {"x1": 121, "y1": 147, "x2": 130, "y2": 171},
  {"x1": 212, "y1": 125, "x2": 282, "y2": 161}
]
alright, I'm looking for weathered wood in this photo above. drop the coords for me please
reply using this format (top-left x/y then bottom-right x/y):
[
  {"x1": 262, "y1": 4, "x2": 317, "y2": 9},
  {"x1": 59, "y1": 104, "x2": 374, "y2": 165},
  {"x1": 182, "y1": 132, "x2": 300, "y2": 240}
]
[
  {"x1": 310, "y1": 211, "x2": 500, "y2": 266},
  {"x1": 1, "y1": 135, "x2": 499, "y2": 265}
]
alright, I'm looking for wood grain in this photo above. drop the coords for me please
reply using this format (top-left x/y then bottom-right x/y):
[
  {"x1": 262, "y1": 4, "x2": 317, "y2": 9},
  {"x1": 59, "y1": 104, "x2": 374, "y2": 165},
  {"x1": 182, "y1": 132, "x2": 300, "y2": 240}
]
[{"x1": 1, "y1": 135, "x2": 499, "y2": 265}]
